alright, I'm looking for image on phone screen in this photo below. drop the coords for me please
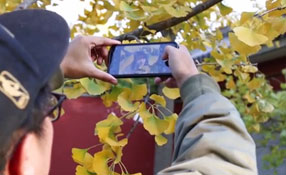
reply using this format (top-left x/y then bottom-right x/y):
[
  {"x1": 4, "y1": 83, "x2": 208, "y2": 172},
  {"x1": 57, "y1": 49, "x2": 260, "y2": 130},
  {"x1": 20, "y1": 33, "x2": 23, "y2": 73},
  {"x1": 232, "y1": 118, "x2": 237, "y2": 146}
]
[{"x1": 108, "y1": 42, "x2": 178, "y2": 78}]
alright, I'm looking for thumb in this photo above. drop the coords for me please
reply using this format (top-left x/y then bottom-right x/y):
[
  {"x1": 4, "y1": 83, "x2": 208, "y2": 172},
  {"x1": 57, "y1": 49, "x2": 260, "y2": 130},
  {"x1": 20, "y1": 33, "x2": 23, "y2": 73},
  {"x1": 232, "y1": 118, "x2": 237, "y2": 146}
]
[{"x1": 88, "y1": 66, "x2": 118, "y2": 85}]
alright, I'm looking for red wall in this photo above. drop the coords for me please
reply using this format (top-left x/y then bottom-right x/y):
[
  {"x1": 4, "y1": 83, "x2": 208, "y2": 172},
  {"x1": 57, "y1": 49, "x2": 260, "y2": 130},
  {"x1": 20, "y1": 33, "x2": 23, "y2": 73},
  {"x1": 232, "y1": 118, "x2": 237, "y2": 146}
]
[{"x1": 50, "y1": 97, "x2": 155, "y2": 175}]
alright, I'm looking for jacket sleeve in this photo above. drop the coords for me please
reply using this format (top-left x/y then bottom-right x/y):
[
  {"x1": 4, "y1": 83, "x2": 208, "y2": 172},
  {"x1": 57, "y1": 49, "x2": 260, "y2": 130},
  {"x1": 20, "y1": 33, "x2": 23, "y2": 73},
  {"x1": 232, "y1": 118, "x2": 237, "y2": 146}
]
[{"x1": 158, "y1": 74, "x2": 258, "y2": 175}]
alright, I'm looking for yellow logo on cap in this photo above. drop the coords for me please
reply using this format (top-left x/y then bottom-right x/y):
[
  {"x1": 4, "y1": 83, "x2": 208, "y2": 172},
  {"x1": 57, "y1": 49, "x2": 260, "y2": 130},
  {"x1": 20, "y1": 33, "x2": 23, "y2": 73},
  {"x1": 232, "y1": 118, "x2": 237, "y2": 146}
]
[{"x1": 0, "y1": 71, "x2": 30, "y2": 109}]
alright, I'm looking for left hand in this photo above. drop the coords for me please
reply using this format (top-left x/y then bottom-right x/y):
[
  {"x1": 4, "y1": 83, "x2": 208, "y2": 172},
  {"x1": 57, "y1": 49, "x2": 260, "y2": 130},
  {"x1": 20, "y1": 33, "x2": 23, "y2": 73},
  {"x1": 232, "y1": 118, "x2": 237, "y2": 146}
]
[{"x1": 60, "y1": 35, "x2": 121, "y2": 84}]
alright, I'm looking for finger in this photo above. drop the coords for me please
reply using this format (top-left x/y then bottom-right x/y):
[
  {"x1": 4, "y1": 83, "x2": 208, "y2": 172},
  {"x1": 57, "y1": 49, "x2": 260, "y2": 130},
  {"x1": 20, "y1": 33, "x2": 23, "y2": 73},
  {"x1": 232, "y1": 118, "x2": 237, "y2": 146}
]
[
  {"x1": 97, "y1": 56, "x2": 103, "y2": 65},
  {"x1": 90, "y1": 68, "x2": 117, "y2": 85},
  {"x1": 164, "y1": 78, "x2": 178, "y2": 88},
  {"x1": 88, "y1": 36, "x2": 121, "y2": 46},
  {"x1": 154, "y1": 77, "x2": 163, "y2": 85},
  {"x1": 162, "y1": 45, "x2": 176, "y2": 60}
]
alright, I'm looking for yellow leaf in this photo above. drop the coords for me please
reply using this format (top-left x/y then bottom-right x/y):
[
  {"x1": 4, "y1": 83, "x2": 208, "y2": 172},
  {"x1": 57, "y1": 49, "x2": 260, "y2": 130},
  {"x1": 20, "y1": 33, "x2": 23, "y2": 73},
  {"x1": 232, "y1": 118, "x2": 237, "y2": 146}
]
[
  {"x1": 240, "y1": 12, "x2": 255, "y2": 25},
  {"x1": 138, "y1": 103, "x2": 152, "y2": 120},
  {"x1": 242, "y1": 65, "x2": 258, "y2": 73},
  {"x1": 243, "y1": 92, "x2": 256, "y2": 103},
  {"x1": 150, "y1": 94, "x2": 166, "y2": 107},
  {"x1": 64, "y1": 83, "x2": 86, "y2": 99},
  {"x1": 164, "y1": 114, "x2": 178, "y2": 134},
  {"x1": 155, "y1": 135, "x2": 168, "y2": 146},
  {"x1": 130, "y1": 84, "x2": 147, "y2": 101},
  {"x1": 163, "y1": 5, "x2": 190, "y2": 18},
  {"x1": 233, "y1": 27, "x2": 268, "y2": 47},
  {"x1": 92, "y1": 149, "x2": 114, "y2": 175},
  {"x1": 75, "y1": 165, "x2": 90, "y2": 175},
  {"x1": 72, "y1": 148, "x2": 88, "y2": 165},
  {"x1": 83, "y1": 152, "x2": 94, "y2": 173},
  {"x1": 229, "y1": 33, "x2": 261, "y2": 56},
  {"x1": 218, "y1": 3, "x2": 233, "y2": 16},
  {"x1": 247, "y1": 78, "x2": 263, "y2": 90},
  {"x1": 113, "y1": 146, "x2": 124, "y2": 164},
  {"x1": 143, "y1": 115, "x2": 168, "y2": 135},
  {"x1": 226, "y1": 77, "x2": 236, "y2": 89},
  {"x1": 162, "y1": 87, "x2": 180, "y2": 99},
  {"x1": 117, "y1": 89, "x2": 140, "y2": 112}
]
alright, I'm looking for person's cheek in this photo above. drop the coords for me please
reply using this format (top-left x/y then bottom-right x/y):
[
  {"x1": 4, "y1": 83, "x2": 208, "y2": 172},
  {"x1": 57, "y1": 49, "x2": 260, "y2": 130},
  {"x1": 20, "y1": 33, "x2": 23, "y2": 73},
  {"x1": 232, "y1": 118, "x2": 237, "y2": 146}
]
[{"x1": 40, "y1": 118, "x2": 54, "y2": 175}]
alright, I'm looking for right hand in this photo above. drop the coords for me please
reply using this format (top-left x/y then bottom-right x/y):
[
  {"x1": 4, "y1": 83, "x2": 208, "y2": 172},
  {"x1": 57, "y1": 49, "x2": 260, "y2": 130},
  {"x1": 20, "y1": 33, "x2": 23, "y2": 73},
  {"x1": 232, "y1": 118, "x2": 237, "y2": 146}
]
[{"x1": 155, "y1": 45, "x2": 199, "y2": 88}]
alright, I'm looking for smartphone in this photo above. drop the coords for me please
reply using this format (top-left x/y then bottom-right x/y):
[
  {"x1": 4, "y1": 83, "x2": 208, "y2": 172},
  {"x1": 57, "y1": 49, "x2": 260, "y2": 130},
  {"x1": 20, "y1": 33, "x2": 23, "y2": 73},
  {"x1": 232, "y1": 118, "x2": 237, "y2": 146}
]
[{"x1": 108, "y1": 42, "x2": 178, "y2": 78}]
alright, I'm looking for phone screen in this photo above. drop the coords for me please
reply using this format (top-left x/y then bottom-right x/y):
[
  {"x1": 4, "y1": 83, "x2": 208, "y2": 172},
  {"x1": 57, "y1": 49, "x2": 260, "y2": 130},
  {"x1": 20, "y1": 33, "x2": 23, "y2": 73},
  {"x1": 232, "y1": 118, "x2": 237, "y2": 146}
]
[{"x1": 108, "y1": 42, "x2": 178, "y2": 78}]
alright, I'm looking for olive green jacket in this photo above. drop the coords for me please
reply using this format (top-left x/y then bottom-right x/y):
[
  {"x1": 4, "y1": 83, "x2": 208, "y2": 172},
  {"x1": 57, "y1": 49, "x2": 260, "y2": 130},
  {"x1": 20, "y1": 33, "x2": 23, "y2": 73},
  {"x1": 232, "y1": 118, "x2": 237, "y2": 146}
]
[{"x1": 158, "y1": 74, "x2": 258, "y2": 175}]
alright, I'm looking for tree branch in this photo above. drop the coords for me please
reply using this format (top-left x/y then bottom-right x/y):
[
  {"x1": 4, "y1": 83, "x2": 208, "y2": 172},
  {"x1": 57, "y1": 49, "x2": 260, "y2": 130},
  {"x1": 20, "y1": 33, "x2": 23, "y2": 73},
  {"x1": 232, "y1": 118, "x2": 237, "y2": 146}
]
[
  {"x1": 114, "y1": 0, "x2": 222, "y2": 41},
  {"x1": 16, "y1": 0, "x2": 38, "y2": 10},
  {"x1": 256, "y1": 6, "x2": 286, "y2": 17}
]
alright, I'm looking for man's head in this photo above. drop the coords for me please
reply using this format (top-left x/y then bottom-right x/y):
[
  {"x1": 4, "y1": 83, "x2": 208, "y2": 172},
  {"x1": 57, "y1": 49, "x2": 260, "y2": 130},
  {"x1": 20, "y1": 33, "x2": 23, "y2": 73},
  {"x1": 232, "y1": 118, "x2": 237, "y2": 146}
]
[{"x1": 0, "y1": 9, "x2": 69, "y2": 174}]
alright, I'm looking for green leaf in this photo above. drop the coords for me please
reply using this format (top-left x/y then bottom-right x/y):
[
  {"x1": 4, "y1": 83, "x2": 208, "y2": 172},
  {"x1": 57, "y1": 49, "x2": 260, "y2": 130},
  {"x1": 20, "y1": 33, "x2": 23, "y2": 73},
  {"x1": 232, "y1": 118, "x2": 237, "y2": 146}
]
[
  {"x1": 72, "y1": 148, "x2": 88, "y2": 165},
  {"x1": 120, "y1": 1, "x2": 138, "y2": 12},
  {"x1": 80, "y1": 78, "x2": 106, "y2": 96}
]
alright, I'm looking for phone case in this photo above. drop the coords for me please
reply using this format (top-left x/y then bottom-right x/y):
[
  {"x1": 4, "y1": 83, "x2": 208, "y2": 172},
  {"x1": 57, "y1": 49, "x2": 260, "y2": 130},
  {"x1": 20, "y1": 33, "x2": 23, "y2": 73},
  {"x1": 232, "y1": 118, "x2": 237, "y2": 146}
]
[{"x1": 108, "y1": 42, "x2": 178, "y2": 78}]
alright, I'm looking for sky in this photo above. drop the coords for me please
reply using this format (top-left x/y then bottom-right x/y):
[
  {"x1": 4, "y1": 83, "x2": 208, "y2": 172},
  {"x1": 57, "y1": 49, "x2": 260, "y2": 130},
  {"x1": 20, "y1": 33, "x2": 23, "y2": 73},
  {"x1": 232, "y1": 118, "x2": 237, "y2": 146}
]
[{"x1": 47, "y1": 0, "x2": 266, "y2": 32}]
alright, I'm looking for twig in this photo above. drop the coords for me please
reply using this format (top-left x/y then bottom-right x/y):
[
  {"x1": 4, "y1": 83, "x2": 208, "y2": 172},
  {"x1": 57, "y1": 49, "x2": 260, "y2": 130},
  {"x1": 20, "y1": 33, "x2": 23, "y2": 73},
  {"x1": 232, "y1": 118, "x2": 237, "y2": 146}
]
[
  {"x1": 126, "y1": 114, "x2": 140, "y2": 139},
  {"x1": 255, "y1": 6, "x2": 286, "y2": 17},
  {"x1": 114, "y1": 0, "x2": 222, "y2": 41},
  {"x1": 16, "y1": 0, "x2": 38, "y2": 10}
]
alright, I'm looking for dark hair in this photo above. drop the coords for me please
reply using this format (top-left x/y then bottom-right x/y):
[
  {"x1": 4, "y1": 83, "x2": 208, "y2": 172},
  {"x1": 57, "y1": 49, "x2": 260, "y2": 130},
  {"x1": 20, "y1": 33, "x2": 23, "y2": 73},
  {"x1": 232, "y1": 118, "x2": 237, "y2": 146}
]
[{"x1": 0, "y1": 85, "x2": 51, "y2": 172}]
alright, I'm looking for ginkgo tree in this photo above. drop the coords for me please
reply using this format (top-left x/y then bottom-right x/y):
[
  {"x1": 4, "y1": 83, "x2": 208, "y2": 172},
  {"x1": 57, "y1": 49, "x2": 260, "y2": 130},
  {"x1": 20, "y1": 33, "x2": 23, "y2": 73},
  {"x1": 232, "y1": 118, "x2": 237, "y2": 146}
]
[{"x1": 2, "y1": 0, "x2": 286, "y2": 174}]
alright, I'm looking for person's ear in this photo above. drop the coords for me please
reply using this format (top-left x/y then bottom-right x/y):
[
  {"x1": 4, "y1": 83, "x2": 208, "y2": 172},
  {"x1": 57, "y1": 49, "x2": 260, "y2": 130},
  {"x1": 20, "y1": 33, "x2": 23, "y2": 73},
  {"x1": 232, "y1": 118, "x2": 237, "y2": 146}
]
[{"x1": 7, "y1": 133, "x2": 39, "y2": 175}]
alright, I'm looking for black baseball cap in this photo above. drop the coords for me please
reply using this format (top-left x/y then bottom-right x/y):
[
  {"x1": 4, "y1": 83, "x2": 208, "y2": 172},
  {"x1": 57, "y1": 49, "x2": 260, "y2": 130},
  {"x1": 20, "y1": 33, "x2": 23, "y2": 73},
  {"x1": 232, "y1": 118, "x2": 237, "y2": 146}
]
[{"x1": 0, "y1": 9, "x2": 70, "y2": 147}]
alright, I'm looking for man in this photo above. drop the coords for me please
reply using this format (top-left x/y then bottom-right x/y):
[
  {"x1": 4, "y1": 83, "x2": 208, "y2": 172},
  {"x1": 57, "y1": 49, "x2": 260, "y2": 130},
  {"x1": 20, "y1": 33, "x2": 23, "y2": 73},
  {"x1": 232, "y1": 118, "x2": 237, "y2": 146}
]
[
  {"x1": 0, "y1": 9, "x2": 119, "y2": 175},
  {"x1": 0, "y1": 9, "x2": 257, "y2": 175}
]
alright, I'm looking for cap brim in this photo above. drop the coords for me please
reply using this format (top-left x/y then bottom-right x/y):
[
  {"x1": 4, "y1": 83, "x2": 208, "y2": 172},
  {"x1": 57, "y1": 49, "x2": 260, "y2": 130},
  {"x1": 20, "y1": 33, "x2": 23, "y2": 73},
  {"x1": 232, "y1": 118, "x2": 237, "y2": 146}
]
[{"x1": 0, "y1": 9, "x2": 70, "y2": 87}]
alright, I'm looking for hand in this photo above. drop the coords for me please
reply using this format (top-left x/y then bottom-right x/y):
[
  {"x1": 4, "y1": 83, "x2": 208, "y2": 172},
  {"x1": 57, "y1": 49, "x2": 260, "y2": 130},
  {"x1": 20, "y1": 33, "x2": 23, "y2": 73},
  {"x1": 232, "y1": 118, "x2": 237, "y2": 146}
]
[
  {"x1": 155, "y1": 45, "x2": 199, "y2": 88},
  {"x1": 60, "y1": 35, "x2": 121, "y2": 84}
]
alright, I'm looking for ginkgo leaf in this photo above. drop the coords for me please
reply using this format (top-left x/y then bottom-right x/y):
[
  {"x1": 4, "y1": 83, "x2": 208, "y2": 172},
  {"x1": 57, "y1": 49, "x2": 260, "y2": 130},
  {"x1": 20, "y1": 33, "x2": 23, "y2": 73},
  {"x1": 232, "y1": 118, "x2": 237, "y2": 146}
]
[
  {"x1": 164, "y1": 114, "x2": 178, "y2": 134},
  {"x1": 218, "y1": 3, "x2": 233, "y2": 16},
  {"x1": 118, "y1": 89, "x2": 140, "y2": 112},
  {"x1": 142, "y1": 114, "x2": 169, "y2": 135},
  {"x1": 83, "y1": 152, "x2": 94, "y2": 173},
  {"x1": 72, "y1": 148, "x2": 88, "y2": 165},
  {"x1": 243, "y1": 92, "x2": 256, "y2": 103},
  {"x1": 229, "y1": 33, "x2": 261, "y2": 56},
  {"x1": 64, "y1": 83, "x2": 86, "y2": 99},
  {"x1": 233, "y1": 26, "x2": 268, "y2": 47},
  {"x1": 80, "y1": 78, "x2": 106, "y2": 96},
  {"x1": 150, "y1": 94, "x2": 166, "y2": 107},
  {"x1": 242, "y1": 65, "x2": 258, "y2": 73},
  {"x1": 92, "y1": 149, "x2": 114, "y2": 175},
  {"x1": 240, "y1": 12, "x2": 255, "y2": 25},
  {"x1": 226, "y1": 77, "x2": 236, "y2": 89},
  {"x1": 130, "y1": 84, "x2": 147, "y2": 101},
  {"x1": 120, "y1": 1, "x2": 138, "y2": 12},
  {"x1": 155, "y1": 135, "x2": 168, "y2": 146},
  {"x1": 163, "y1": 5, "x2": 190, "y2": 18},
  {"x1": 162, "y1": 87, "x2": 180, "y2": 99},
  {"x1": 113, "y1": 146, "x2": 124, "y2": 164},
  {"x1": 75, "y1": 165, "x2": 91, "y2": 175},
  {"x1": 258, "y1": 100, "x2": 274, "y2": 113},
  {"x1": 247, "y1": 78, "x2": 263, "y2": 90},
  {"x1": 138, "y1": 103, "x2": 152, "y2": 120}
]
